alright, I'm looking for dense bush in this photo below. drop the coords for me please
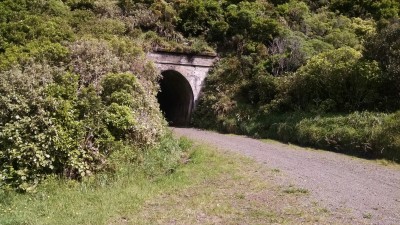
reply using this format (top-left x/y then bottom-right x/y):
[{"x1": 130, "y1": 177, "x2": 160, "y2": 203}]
[
  {"x1": 329, "y1": 0, "x2": 399, "y2": 20},
  {"x1": 1, "y1": 0, "x2": 208, "y2": 192},
  {"x1": 193, "y1": 1, "x2": 400, "y2": 162},
  {"x1": 281, "y1": 47, "x2": 382, "y2": 112},
  {"x1": 294, "y1": 111, "x2": 399, "y2": 161},
  {"x1": 363, "y1": 19, "x2": 400, "y2": 110},
  {"x1": 177, "y1": 0, "x2": 223, "y2": 37},
  {"x1": 0, "y1": 66, "x2": 165, "y2": 191}
]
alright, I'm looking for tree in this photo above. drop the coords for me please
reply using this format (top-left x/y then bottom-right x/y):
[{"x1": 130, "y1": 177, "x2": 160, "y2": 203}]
[
  {"x1": 329, "y1": 0, "x2": 399, "y2": 20},
  {"x1": 364, "y1": 19, "x2": 400, "y2": 109},
  {"x1": 208, "y1": 1, "x2": 281, "y2": 53},
  {"x1": 177, "y1": 0, "x2": 223, "y2": 37}
]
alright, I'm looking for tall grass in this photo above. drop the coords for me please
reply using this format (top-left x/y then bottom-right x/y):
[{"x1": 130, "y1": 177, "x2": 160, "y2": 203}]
[
  {"x1": 255, "y1": 111, "x2": 400, "y2": 162},
  {"x1": 217, "y1": 111, "x2": 400, "y2": 162}
]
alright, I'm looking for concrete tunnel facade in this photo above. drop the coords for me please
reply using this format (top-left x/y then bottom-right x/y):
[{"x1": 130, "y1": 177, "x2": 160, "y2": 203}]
[{"x1": 147, "y1": 52, "x2": 217, "y2": 127}]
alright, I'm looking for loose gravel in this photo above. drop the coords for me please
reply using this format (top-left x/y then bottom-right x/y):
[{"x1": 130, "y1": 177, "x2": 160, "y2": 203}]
[{"x1": 173, "y1": 128, "x2": 400, "y2": 225}]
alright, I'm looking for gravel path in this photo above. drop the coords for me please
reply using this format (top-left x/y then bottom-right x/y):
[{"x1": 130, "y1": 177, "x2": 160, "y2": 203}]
[{"x1": 173, "y1": 128, "x2": 400, "y2": 225}]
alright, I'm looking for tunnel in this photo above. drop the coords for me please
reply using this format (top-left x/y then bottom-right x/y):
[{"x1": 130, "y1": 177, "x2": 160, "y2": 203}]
[{"x1": 157, "y1": 70, "x2": 194, "y2": 127}]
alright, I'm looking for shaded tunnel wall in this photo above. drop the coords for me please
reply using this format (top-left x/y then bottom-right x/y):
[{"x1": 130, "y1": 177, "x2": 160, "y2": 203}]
[{"x1": 157, "y1": 70, "x2": 194, "y2": 127}]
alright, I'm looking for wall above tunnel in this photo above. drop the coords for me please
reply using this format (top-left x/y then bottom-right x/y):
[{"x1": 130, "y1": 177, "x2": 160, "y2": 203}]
[{"x1": 147, "y1": 52, "x2": 217, "y2": 108}]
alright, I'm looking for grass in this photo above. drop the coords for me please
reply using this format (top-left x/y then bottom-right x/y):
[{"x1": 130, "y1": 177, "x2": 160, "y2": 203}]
[
  {"x1": 363, "y1": 212, "x2": 373, "y2": 219},
  {"x1": 271, "y1": 168, "x2": 281, "y2": 173},
  {"x1": 1, "y1": 140, "x2": 346, "y2": 225},
  {"x1": 283, "y1": 185, "x2": 310, "y2": 195},
  {"x1": 375, "y1": 159, "x2": 400, "y2": 168},
  {"x1": 211, "y1": 111, "x2": 400, "y2": 163}
]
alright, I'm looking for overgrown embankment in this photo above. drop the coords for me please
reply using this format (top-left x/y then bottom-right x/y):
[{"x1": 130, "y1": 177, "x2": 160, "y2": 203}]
[
  {"x1": 242, "y1": 112, "x2": 400, "y2": 161},
  {"x1": 0, "y1": 0, "x2": 213, "y2": 191},
  {"x1": 191, "y1": 0, "x2": 400, "y2": 162},
  {"x1": 194, "y1": 52, "x2": 400, "y2": 161}
]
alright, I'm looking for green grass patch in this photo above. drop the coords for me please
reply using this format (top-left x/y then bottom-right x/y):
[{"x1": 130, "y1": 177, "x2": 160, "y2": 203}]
[
  {"x1": 0, "y1": 138, "x2": 342, "y2": 225},
  {"x1": 0, "y1": 139, "x2": 256, "y2": 225}
]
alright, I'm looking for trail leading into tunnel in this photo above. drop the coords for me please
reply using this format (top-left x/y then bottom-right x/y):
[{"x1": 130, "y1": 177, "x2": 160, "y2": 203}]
[{"x1": 173, "y1": 128, "x2": 400, "y2": 225}]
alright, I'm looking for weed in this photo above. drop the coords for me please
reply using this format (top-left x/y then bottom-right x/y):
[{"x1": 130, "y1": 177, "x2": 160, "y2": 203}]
[
  {"x1": 363, "y1": 212, "x2": 373, "y2": 219},
  {"x1": 283, "y1": 185, "x2": 310, "y2": 194},
  {"x1": 235, "y1": 193, "x2": 246, "y2": 199},
  {"x1": 271, "y1": 168, "x2": 281, "y2": 173}
]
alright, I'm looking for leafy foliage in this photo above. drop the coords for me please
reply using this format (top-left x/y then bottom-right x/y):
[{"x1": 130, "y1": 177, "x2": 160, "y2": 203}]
[
  {"x1": 0, "y1": 0, "x2": 168, "y2": 191},
  {"x1": 364, "y1": 19, "x2": 400, "y2": 109},
  {"x1": 329, "y1": 0, "x2": 399, "y2": 20},
  {"x1": 0, "y1": 66, "x2": 165, "y2": 190},
  {"x1": 177, "y1": 0, "x2": 223, "y2": 37},
  {"x1": 282, "y1": 47, "x2": 381, "y2": 112},
  {"x1": 192, "y1": 0, "x2": 400, "y2": 162}
]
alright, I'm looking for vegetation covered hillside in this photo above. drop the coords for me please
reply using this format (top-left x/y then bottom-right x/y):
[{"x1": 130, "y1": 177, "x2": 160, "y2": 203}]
[
  {"x1": 0, "y1": 0, "x2": 207, "y2": 191},
  {"x1": 1, "y1": 0, "x2": 399, "y2": 190},
  {"x1": 186, "y1": 0, "x2": 400, "y2": 163}
]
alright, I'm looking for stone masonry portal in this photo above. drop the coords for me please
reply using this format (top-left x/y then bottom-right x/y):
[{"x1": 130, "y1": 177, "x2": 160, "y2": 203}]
[{"x1": 148, "y1": 52, "x2": 216, "y2": 126}]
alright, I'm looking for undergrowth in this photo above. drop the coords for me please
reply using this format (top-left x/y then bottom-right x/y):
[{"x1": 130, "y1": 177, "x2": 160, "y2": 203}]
[
  {"x1": 255, "y1": 111, "x2": 400, "y2": 162},
  {"x1": 195, "y1": 111, "x2": 400, "y2": 163}
]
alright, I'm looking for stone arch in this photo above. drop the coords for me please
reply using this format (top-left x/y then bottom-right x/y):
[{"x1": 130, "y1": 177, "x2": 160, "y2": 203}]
[{"x1": 157, "y1": 70, "x2": 194, "y2": 127}]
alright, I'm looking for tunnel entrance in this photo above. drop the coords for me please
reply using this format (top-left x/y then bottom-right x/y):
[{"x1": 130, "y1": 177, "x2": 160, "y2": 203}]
[{"x1": 157, "y1": 70, "x2": 194, "y2": 127}]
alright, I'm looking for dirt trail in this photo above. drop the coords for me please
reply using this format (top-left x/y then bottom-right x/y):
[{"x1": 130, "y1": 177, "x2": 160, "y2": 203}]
[{"x1": 173, "y1": 128, "x2": 400, "y2": 225}]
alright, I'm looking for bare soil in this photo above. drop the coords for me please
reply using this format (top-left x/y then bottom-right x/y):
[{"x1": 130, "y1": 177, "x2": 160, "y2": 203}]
[{"x1": 173, "y1": 128, "x2": 400, "y2": 225}]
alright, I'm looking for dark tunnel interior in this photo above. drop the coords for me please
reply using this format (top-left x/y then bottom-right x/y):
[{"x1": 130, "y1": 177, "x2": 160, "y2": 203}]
[{"x1": 157, "y1": 70, "x2": 194, "y2": 127}]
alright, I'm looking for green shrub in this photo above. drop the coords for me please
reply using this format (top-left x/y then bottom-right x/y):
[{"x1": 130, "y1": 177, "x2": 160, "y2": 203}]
[
  {"x1": 64, "y1": 0, "x2": 95, "y2": 11},
  {"x1": 0, "y1": 41, "x2": 69, "y2": 71},
  {"x1": 374, "y1": 111, "x2": 400, "y2": 161},
  {"x1": 101, "y1": 73, "x2": 165, "y2": 146},
  {"x1": 0, "y1": 67, "x2": 166, "y2": 191},
  {"x1": 177, "y1": 0, "x2": 223, "y2": 37},
  {"x1": 93, "y1": 0, "x2": 121, "y2": 18},
  {"x1": 282, "y1": 47, "x2": 382, "y2": 112},
  {"x1": 77, "y1": 18, "x2": 127, "y2": 38},
  {"x1": 0, "y1": 14, "x2": 73, "y2": 48},
  {"x1": 364, "y1": 20, "x2": 400, "y2": 110},
  {"x1": 0, "y1": 66, "x2": 85, "y2": 191}
]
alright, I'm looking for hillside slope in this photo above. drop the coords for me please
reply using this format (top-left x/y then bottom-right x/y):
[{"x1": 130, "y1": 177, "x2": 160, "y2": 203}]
[{"x1": 1, "y1": 0, "x2": 399, "y2": 190}]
